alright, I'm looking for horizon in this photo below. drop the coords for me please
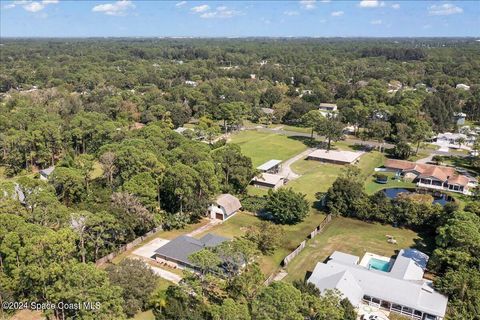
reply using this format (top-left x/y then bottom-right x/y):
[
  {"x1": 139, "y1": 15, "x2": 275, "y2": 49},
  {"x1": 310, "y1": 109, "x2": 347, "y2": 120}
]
[{"x1": 1, "y1": 0, "x2": 479, "y2": 38}]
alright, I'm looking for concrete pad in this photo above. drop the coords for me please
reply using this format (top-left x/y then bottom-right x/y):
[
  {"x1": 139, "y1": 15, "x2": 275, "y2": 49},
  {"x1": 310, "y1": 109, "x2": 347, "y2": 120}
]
[{"x1": 132, "y1": 238, "x2": 169, "y2": 259}]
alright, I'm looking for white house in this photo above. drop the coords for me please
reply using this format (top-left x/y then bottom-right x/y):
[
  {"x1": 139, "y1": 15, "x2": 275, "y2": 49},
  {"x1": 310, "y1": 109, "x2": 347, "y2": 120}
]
[
  {"x1": 39, "y1": 166, "x2": 55, "y2": 181},
  {"x1": 456, "y1": 83, "x2": 470, "y2": 91},
  {"x1": 308, "y1": 250, "x2": 448, "y2": 320},
  {"x1": 207, "y1": 194, "x2": 242, "y2": 221}
]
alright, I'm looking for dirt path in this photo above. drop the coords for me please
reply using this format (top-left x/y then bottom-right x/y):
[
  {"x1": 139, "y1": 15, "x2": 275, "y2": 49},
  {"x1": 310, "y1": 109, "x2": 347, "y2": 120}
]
[
  {"x1": 186, "y1": 219, "x2": 222, "y2": 237},
  {"x1": 278, "y1": 148, "x2": 315, "y2": 180}
]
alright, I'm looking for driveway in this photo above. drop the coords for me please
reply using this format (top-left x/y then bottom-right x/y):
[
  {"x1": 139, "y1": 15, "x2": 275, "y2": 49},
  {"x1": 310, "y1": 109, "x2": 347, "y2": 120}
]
[
  {"x1": 278, "y1": 148, "x2": 315, "y2": 180},
  {"x1": 132, "y1": 238, "x2": 169, "y2": 259},
  {"x1": 150, "y1": 265, "x2": 182, "y2": 283}
]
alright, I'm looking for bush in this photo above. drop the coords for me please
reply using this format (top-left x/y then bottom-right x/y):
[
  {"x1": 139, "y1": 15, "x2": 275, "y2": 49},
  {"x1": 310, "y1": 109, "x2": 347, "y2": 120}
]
[
  {"x1": 264, "y1": 188, "x2": 309, "y2": 224},
  {"x1": 241, "y1": 195, "x2": 267, "y2": 213}
]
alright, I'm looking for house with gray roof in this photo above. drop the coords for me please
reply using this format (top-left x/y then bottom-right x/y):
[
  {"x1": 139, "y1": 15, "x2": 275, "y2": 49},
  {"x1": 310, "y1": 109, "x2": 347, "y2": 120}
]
[
  {"x1": 153, "y1": 233, "x2": 229, "y2": 269},
  {"x1": 308, "y1": 249, "x2": 448, "y2": 320}
]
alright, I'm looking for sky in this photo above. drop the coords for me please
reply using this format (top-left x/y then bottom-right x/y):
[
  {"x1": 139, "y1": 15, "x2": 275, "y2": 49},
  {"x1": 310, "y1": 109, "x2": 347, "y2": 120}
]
[{"x1": 1, "y1": 0, "x2": 479, "y2": 38}]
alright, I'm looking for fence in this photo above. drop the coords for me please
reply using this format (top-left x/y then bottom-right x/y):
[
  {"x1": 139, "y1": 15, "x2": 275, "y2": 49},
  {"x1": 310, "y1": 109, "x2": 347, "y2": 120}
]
[
  {"x1": 281, "y1": 214, "x2": 332, "y2": 267},
  {"x1": 95, "y1": 226, "x2": 163, "y2": 266}
]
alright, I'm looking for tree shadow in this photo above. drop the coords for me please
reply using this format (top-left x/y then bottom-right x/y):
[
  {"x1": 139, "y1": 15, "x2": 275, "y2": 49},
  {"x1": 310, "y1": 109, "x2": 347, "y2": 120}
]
[{"x1": 286, "y1": 135, "x2": 320, "y2": 148}]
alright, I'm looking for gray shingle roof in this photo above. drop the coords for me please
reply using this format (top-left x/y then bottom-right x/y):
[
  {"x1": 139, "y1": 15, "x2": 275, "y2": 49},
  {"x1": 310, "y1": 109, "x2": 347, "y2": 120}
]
[{"x1": 154, "y1": 233, "x2": 229, "y2": 266}]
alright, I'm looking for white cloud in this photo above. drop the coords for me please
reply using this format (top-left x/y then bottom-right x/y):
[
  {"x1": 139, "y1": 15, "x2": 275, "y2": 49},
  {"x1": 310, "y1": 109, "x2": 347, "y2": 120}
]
[
  {"x1": 4, "y1": 0, "x2": 58, "y2": 11},
  {"x1": 428, "y1": 3, "x2": 463, "y2": 16},
  {"x1": 331, "y1": 10, "x2": 344, "y2": 17},
  {"x1": 92, "y1": 0, "x2": 135, "y2": 16},
  {"x1": 200, "y1": 7, "x2": 240, "y2": 19},
  {"x1": 359, "y1": 0, "x2": 385, "y2": 8},
  {"x1": 191, "y1": 4, "x2": 209, "y2": 13},
  {"x1": 175, "y1": 1, "x2": 186, "y2": 7},
  {"x1": 284, "y1": 10, "x2": 300, "y2": 16},
  {"x1": 391, "y1": 3, "x2": 400, "y2": 10},
  {"x1": 300, "y1": 0, "x2": 316, "y2": 10},
  {"x1": 370, "y1": 19, "x2": 382, "y2": 24},
  {"x1": 24, "y1": 1, "x2": 44, "y2": 12}
]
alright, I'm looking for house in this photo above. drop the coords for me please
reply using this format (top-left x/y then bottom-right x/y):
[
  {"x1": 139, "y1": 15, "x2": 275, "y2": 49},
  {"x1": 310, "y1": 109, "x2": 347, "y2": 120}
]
[
  {"x1": 39, "y1": 166, "x2": 55, "y2": 181},
  {"x1": 208, "y1": 194, "x2": 242, "y2": 221},
  {"x1": 434, "y1": 132, "x2": 475, "y2": 149},
  {"x1": 308, "y1": 250, "x2": 448, "y2": 320},
  {"x1": 251, "y1": 173, "x2": 285, "y2": 189},
  {"x1": 318, "y1": 103, "x2": 337, "y2": 112},
  {"x1": 453, "y1": 112, "x2": 466, "y2": 126},
  {"x1": 153, "y1": 233, "x2": 229, "y2": 269},
  {"x1": 257, "y1": 159, "x2": 282, "y2": 174},
  {"x1": 384, "y1": 159, "x2": 476, "y2": 195},
  {"x1": 185, "y1": 80, "x2": 198, "y2": 87},
  {"x1": 456, "y1": 83, "x2": 470, "y2": 91},
  {"x1": 307, "y1": 149, "x2": 363, "y2": 165}
]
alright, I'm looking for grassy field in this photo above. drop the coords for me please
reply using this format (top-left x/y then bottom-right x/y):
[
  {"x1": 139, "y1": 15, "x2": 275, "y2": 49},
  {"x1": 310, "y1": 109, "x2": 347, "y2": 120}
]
[
  {"x1": 287, "y1": 151, "x2": 384, "y2": 201},
  {"x1": 284, "y1": 216, "x2": 432, "y2": 282},
  {"x1": 229, "y1": 130, "x2": 308, "y2": 167},
  {"x1": 364, "y1": 172, "x2": 416, "y2": 195},
  {"x1": 196, "y1": 212, "x2": 326, "y2": 276}
]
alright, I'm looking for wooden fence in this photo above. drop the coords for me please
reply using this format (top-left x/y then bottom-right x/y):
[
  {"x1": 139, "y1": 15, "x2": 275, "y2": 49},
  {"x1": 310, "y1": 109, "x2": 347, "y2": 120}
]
[
  {"x1": 95, "y1": 226, "x2": 163, "y2": 266},
  {"x1": 281, "y1": 214, "x2": 332, "y2": 267}
]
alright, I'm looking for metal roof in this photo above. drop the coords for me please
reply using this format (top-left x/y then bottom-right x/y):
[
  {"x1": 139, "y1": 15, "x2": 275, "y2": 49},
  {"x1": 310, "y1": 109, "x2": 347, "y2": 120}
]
[
  {"x1": 308, "y1": 149, "x2": 363, "y2": 163},
  {"x1": 330, "y1": 251, "x2": 359, "y2": 265},
  {"x1": 308, "y1": 251, "x2": 448, "y2": 317},
  {"x1": 257, "y1": 159, "x2": 282, "y2": 172}
]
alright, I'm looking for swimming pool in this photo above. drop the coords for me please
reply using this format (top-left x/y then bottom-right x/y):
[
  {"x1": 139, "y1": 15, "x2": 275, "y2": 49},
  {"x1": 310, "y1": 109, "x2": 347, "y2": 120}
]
[{"x1": 368, "y1": 258, "x2": 390, "y2": 272}]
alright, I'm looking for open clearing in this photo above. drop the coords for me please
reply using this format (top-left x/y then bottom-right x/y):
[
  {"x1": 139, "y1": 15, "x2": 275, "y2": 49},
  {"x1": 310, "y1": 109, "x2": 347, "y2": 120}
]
[
  {"x1": 229, "y1": 130, "x2": 308, "y2": 167},
  {"x1": 284, "y1": 216, "x2": 433, "y2": 282},
  {"x1": 196, "y1": 211, "x2": 326, "y2": 276}
]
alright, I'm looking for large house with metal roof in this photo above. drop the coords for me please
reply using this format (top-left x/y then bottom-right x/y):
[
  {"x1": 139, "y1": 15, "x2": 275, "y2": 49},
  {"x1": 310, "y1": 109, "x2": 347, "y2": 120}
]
[
  {"x1": 384, "y1": 159, "x2": 476, "y2": 195},
  {"x1": 308, "y1": 249, "x2": 448, "y2": 320}
]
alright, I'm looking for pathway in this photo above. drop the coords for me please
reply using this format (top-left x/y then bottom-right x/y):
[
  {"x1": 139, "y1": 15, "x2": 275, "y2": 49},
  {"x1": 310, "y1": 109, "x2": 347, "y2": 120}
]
[
  {"x1": 186, "y1": 219, "x2": 222, "y2": 237},
  {"x1": 278, "y1": 148, "x2": 315, "y2": 180}
]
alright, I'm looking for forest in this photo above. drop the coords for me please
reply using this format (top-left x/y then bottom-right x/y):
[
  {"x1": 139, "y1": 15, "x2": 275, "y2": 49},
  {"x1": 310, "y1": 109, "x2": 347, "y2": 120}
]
[{"x1": 0, "y1": 38, "x2": 479, "y2": 319}]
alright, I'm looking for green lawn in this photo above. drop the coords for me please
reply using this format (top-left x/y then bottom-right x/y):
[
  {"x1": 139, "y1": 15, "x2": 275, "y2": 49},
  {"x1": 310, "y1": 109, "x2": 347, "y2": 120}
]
[
  {"x1": 229, "y1": 131, "x2": 308, "y2": 167},
  {"x1": 287, "y1": 151, "x2": 384, "y2": 201},
  {"x1": 364, "y1": 172, "x2": 416, "y2": 195},
  {"x1": 197, "y1": 212, "x2": 326, "y2": 277},
  {"x1": 284, "y1": 216, "x2": 432, "y2": 282}
]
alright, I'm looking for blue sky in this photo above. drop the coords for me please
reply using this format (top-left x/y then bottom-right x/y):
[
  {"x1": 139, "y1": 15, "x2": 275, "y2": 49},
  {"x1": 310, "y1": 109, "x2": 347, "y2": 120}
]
[{"x1": 1, "y1": 0, "x2": 479, "y2": 37}]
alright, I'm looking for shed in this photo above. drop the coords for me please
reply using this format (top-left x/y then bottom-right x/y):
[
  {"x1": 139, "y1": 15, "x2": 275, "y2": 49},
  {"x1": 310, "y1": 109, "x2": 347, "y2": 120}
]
[
  {"x1": 208, "y1": 194, "x2": 242, "y2": 220},
  {"x1": 257, "y1": 159, "x2": 282, "y2": 173},
  {"x1": 251, "y1": 173, "x2": 285, "y2": 189},
  {"x1": 307, "y1": 149, "x2": 363, "y2": 165}
]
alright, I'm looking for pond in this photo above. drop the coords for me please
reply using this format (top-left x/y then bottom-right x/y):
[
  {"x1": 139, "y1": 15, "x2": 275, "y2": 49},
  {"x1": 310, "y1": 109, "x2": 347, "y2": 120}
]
[{"x1": 382, "y1": 188, "x2": 454, "y2": 206}]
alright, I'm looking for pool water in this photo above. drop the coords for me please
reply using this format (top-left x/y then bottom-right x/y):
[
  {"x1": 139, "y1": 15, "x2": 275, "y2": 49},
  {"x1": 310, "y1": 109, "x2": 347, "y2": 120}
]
[{"x1": 368, "y1": 258, "x2": 390, "y2": 272}]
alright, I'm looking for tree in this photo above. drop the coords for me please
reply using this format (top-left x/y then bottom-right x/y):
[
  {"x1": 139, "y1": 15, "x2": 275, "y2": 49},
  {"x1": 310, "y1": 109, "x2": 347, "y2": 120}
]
[
  {"x1": 212, "y1": 144, "x2": 254, "y2": 193},
  {"x1": 212, "y1": 298, "x2": 251, "y2": 320},
  {"x1": 99, "y1": 151, "x2": 117, "y2": 187},
  {"x1": 410, "y1": 119, "x2": 432, "y2": 155},
  {"x1": 301, "y1": 110, "x2": 324, "y2": 139},
  {"x1": 434, "y1": 266, "x2": 480, "y2": 319},
  {"x1": 189, "y1": 249, "x2": 221, "y2": 275},
  {"x1": 244, "y1": 221, "x2": 283, "y2": 255},
  {"x1": 73, "y1": 154, "x2": 94, "y2": 192},
  {"x1": 123, "y1": 172, "x2": 158, "y2": 210},
  {"x1": 392, "y1": 140, "x2": 412, "y2": 160},
  {"x1": 264, "y1": 188, "x2": 309, "y2": 225},
  {"x1": 50, "y1": 167, "x2": 86, "y2": 205},
  {"x1": 216, "y1": 238, "x2": 259, "y2": 276},
  {"x1": 315, "y1": 115, "x2": 344, "y2": 151},
  {"x1": 251, "y1": 282, "x2": 303, "y2": 320},
  {"x1": 110, "y1": 192, "x2": 155, "y2": 238},
  {"x1": 107, "y1": 259, "x2": 159, "y2": 317}
]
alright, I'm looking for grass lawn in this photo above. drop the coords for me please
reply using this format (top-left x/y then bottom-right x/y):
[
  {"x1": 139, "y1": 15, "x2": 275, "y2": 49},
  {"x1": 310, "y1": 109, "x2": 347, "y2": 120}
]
[
  {"x1": 284, "y1": 216, "x2": 432, "y2": 282},
  {"x1": 246, "y1": 185, "x2": 269, "y2": 197},
  {"x1": 196, "y1": 212, "x2": 326, "y2": 277},
  {"x1": 364, "y1": 172, "x2": 416, "y2": 195},
  {"x1": 229, "y1": 130, "x2": 308, "y2": 167},
  {"x1": 133, "y1": 310, "x2": 155, "y2": 320},
  {"x1": 287, "y1": 151, "x2": 384, "y2": 201}
]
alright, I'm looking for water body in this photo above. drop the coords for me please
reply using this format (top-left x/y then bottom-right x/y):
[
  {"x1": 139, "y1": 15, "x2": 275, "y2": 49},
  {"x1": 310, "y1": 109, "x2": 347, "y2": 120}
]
[{"x1": 382, "y1": 188, "x2": 453, "y2": 206}]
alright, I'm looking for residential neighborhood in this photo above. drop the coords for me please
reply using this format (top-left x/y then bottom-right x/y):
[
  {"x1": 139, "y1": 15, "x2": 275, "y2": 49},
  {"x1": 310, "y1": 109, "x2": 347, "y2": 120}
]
[{"x1": 1, "y1": 1, "x2": 479, "y2": 320}]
